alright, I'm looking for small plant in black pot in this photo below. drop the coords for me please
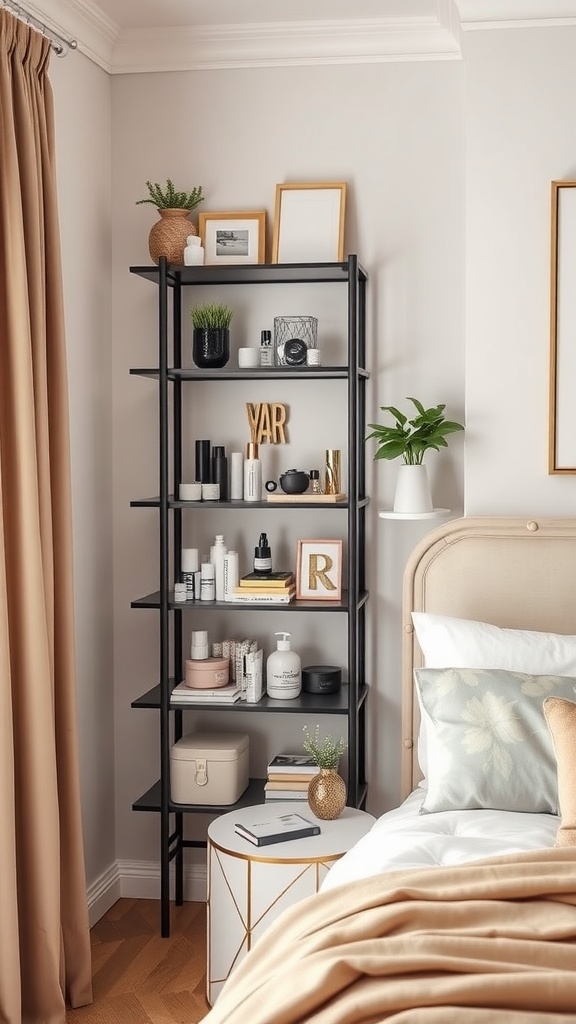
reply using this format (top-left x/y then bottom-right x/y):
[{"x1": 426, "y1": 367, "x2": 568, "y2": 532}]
[{"x1": 191, "y1": 303, "x2": 233, "y2": 369}]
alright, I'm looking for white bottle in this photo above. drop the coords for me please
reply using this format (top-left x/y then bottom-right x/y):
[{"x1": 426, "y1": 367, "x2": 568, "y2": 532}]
[
  {"x1": 184, "y1": 235, "x2": 204, "y2": 265},
  {"x1": 266, "y1": 631, "x2": 301, "y2": 700},
  {"x1": 244, "y1": 441, "x2": 262, "y2": 502},
  {"x1": 210, "y1": 534, "x2": 227, "y2": 602},
  {"x1": 230, "y1": 451, "x2": 244, "y2": 500},
  {"x1": 181, "y1": 547, "x2": 200, "y2": 600},
  {"x1": 200, "y1": 562, "x2": 215, "y2": 601},
  {"x1": 223, "y1": 549, "x2": 239, "y2": 602}
]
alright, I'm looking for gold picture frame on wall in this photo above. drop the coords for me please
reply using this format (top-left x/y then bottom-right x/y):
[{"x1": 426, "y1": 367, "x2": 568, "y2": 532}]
[
  {"x1": 271, "y1": 182, "x2": 347, "y2": 264},
  {"x1": 198, "y1": 210, "x2": 266, "y2": 266},
  {"x1": 549, "y1": 180, "x2": 576, "y2": 473}
]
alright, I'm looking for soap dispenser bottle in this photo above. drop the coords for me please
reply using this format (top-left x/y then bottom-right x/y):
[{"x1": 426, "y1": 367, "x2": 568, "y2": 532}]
[{"x1": 266, "y1": 631, "x2": 301, "y2": 699}]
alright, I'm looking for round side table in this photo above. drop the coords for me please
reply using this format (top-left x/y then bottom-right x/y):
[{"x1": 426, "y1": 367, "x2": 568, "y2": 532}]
[{"x1": 207, "y1": 802, "x2": 375, "y2": 1005}]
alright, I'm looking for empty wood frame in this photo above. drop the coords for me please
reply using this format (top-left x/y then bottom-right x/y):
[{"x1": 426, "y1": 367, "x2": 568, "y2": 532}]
[
  {"x1": 272, "y1": 182, "x2": 346, "y2": 264},
  {"x1": 549, "y1": 180, "x2": 576, "y2": 473}
]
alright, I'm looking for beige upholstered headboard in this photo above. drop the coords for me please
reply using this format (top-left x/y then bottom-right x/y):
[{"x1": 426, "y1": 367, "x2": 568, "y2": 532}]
[{"x1": 401, "y1": 516, "x2": 576, "y2": 799}]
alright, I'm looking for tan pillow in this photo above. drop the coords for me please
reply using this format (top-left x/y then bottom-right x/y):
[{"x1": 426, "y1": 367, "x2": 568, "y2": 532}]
[{"x1": 543, "y1": 696, "x2": 576, "y2": 847}]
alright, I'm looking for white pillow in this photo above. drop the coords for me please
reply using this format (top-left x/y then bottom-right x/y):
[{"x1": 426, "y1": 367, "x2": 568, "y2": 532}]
[
  {"x1": 412, "y1": 612, "x2": 576, "y2": 674},
  {"x1": 411, "y1": 612, "x2": 576, "y2": 781}
]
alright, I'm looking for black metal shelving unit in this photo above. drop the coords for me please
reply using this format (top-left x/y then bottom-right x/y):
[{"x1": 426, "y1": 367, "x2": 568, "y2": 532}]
[{"x1": 129, "y1": 255, "x2": 369, "y2": 936}]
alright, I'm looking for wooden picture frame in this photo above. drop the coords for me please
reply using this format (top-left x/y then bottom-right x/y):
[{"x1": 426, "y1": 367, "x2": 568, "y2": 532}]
[
  {"x1": 198, "y1": 210, "x2": 266, "y2": 266},
  {"x1": 549, "y1": 180, "x2": 576, "y2": 473},
  {"x1": 296, "y1": 539, "x2": 343, "y2": 601},
  {"x1": 272, "y1": 182, "x2": 347, "y2": 264}
]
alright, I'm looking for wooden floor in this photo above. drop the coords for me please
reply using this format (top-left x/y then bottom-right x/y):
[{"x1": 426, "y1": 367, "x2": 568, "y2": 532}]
[{"x1": 66, "y1": 898, "x2": 211, "y2": 1024}]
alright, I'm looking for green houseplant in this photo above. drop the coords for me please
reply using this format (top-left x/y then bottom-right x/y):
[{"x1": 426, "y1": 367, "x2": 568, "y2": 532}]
[
  {"x1": 366, "y1": 397, "x2": 464, "y2": 466},
  {"x1": 302, "y1": 725, "x2": 347, "y2": 768},
  {"x1": 366, "y1": 397, "x2": 464, "y2": 514},
  {"x1": 190, "y1": 303, "x2": 233, "y2": 330},
  {"x1": 136, "y1": 179, "x2": 204, "y2": 211},
  {"x1": 191, "y1": 303, "x2": 233, "y2": 369},
  {"x1": 303, "y1": 725, "x2": 348, "y2": 819},
  {"x1": 136, "y1": 179, "x2": 205, "y2": 265}
]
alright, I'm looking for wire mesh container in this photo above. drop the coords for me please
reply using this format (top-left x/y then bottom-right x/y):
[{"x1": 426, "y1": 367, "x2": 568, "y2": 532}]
[{"x1": 273, "y1": 315, "x2": 318, "y2": 366}]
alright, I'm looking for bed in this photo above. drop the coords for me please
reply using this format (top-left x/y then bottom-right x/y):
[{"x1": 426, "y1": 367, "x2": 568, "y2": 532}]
[{"x1": 201, "y1": 517, "x2": 576, "y2": 1023}]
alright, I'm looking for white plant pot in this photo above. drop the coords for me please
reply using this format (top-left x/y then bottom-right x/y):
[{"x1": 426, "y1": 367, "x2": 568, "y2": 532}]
[{"x1": 393, "y1": 464, "x2": 433, "y2": 514}]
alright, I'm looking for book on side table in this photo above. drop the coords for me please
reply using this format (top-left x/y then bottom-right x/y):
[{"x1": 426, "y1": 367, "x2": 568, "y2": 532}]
[
  {"x1": 234, "y1": 812, "x2": 321, "y2": 846},
  {"x1": 267, "y1": 754, "x2": 319, "y2": 774}
]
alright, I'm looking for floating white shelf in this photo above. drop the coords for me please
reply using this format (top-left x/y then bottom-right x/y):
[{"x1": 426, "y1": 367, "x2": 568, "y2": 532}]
[{"x1": 378, "y1": 508, "x2": 451, "y2": 521}]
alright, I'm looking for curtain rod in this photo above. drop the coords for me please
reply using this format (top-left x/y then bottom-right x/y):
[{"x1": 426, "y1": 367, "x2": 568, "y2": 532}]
[{"x1": 1, "y1": 0, "x2": 77, "y2": 55}]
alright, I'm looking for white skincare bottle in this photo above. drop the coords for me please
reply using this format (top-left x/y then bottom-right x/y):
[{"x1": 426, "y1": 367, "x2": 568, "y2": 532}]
[
  {"x1": 200, "y1": 562, "x2": 215, "y2": 601},
  {"x1": 230, "y1": 451, "x2": 244, "y2": 500},
  {"x1": 244, "y1": 441, "x2": 262, "y2": 502},
  {"x1": 266, "y1": 631, "x2": 301, "y2": 700},
  {"x1": 209, "y1": 534, "x2": 227, "y2": 602},
  {"x1": 181, "y1": 547, "x2": 200, "y2": 600},
  {"x1": 223, "y1": 549, "x2": 239, "y2": 602}
]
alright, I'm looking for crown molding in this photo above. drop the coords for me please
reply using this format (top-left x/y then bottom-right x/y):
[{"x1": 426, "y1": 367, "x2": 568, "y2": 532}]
[
  {"x1": 456, "y1": 0, "x2": 576, "y2": 29},
  {"x1": 37, "y1": 0, "x2": 461, "y2": 73},
  {"x1": 37, "y1": 0, "x2": 576, "y2": 74},
  {"x1": 16, "y1": 0, "x2": 117, "y2": 70},
  {"x1": 110, "y1": 16, "x2": 461, "y2": 74}
]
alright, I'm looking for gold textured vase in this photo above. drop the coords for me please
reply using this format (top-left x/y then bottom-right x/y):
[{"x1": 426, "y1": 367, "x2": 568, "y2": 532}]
[
  {"x1": 307, "y1": 768, "x2": 346, "y2": 820},
  {"x1": 324, "y1": 449, "x2": 341, "y2": 495},
  {"x1": 148, "y1": 209, "x2": 195, "y2": 265}
]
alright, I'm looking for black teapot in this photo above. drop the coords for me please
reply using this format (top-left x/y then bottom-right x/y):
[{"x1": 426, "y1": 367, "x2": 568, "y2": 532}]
[{"x1": 279, "y1": 469, "x2": 310, "y2": 495}]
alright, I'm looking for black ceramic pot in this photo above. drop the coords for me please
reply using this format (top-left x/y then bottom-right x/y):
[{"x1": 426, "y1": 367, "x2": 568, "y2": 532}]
[
  {"x1": 192, "y1": 328, "x2": 230, "y2": 369},
  {"x1": 279, "y1": 469, "x2": 310, "y2": 494}
]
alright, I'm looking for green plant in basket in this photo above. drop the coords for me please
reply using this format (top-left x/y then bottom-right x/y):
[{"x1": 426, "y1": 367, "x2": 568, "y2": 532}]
[
  {"x1": 366, "y1": 396, "x2": 464, "y2": 466},
  {"x1": 191, "y1": 303, "x2": 233, "y2": 330},
  {"x1": 302, "y1": 725, "x2": 347, "y2": 769},
  {"x1": 136, "y1": 179, "x2": 204, "y2": 211}
]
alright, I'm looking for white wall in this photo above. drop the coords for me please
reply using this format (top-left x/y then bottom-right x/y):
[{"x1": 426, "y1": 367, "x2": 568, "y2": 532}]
[
  {"x1": 464, "y1": 25, "x2": 576, "y2": 514},
  {"x1": 49, "y1": 51, "x2": 116, "y2": 902}
]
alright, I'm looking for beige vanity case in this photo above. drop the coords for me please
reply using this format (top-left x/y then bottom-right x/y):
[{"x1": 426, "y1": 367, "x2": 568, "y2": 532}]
[{"x1": 170, "y1": 731, "x2": 249, "y2": 805}]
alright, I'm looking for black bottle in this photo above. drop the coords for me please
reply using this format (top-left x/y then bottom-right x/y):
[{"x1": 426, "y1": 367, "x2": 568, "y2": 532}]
[
  {"x1": 253, "y1": 532, "x2": 272, "y2": 575},
  {"x1": 195, "y1": 439, "x2": 211, "y2": 483},
  {"x1": 211, "y1": 445, "x2": 228, "y2": 501}
]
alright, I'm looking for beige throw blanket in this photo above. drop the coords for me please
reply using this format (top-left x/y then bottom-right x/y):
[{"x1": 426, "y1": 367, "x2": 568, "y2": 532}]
[{"x1": 202, "y1": 848, "x2": 576, "y2": 1023}]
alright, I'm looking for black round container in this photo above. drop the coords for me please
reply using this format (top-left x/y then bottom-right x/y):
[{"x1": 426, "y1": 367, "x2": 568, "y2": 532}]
[
  {"x1": 192, "y1": 327, "x2": 230, "y2": 369},
  {"x1": 302, "y1": 665, "x2": 342, "y2": 695},
  {"x1": 279, "y1": 469, "x2": 309, "y2": 494}
]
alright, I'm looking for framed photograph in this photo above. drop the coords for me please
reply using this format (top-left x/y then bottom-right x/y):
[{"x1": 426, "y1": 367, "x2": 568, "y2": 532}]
[
  {"x1": 549, "y1": 180, "x2": 576, "y2": 472},
  {"x1": 296, "y1": 539, "x2": 343, "y2": 601},
  {"x1": 272, "y1": 182, "x2": 347, "y2": 264},
  {"x1": 198, "y1": 210, "x2": 266, "y2": 266}
]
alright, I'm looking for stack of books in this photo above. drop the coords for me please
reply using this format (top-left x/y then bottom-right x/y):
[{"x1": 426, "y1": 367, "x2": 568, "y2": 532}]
[
  {"x1": 170, "y1": 680, "x2": 242, "y2": 704},
  {"x1": 234, "y1": 811, "x2": 321, "y2": 846},
  {"x1": 264, "y1": 753, "x2": 320, "y2": 801},
  {"x1": 232, "y1": 571, "x2": 296, "y2": 605}
]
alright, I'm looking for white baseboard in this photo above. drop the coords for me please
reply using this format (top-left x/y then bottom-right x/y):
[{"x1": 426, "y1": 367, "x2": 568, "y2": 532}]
[
  {"x1": 87, "y1": 860, "x2": 207, "y2": 926},
  {"x1": 86, "y1": 862, "x2": 122, "y2": 927}
]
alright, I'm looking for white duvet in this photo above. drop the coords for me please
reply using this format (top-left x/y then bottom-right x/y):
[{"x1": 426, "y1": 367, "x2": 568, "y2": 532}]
[{"x1": 321, "y1": 787, "x2": 560, "y2": 892}]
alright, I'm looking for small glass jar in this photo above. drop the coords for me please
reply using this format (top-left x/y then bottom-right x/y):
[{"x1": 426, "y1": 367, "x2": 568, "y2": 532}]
[{"x1": 309, "y1": 469, "x2": 322, "y2": 494}]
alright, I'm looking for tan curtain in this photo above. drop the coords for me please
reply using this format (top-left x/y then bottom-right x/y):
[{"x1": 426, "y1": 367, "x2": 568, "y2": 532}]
[{"x1": 0, "y1": 10, "x2": 92, "y2": 1023}]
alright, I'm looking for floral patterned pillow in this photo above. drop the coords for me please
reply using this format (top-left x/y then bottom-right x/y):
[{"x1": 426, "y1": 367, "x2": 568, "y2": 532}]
[{"x1": 414, "y1": 667, "x2": 576, "y2": 814}]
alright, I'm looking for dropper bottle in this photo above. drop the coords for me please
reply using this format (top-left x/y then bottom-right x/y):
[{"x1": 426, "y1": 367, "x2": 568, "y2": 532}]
[{"x1": 253, "y1": 533, "x2": 272, "y2": 575}]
